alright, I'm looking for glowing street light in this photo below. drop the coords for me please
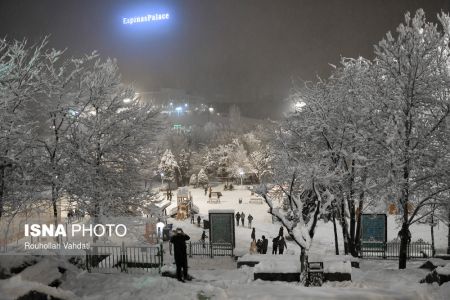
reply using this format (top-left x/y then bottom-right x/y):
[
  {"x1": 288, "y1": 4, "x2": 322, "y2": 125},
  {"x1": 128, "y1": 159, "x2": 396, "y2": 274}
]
[
  {"x1": 160, "y1": 172, "x2": 164, "y2": 185},
  {"x1": 209, "y1": 107, "x2": 214, "y2": 113},
  {"x1": 294, "y1": 101, "x2": 306, "y2": 111},
  {"x1": 123, "y1": 98, "x2": 132, "y2": 103}
]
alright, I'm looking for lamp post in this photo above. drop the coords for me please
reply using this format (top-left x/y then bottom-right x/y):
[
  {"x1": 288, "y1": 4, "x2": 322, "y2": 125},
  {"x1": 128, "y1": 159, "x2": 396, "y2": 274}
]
[
  {"x1": 161, "y1": 172, "x2": 164, "y2": 186},
  {"x1": 239, "y1": 170, "x2": 244, "y2": 186}
]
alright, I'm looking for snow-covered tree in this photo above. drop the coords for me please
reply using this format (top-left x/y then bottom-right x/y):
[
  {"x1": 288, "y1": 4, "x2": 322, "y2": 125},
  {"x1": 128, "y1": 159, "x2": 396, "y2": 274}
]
[
  {"x1": 178, "y1": 149, "x2": 191, "y2": 186},
  {"x1": 65, "y1": 58, "x2": 160, "y2": 242},
  {"x1": 0, "y1": 37, "x2": 52, "y2": 222},
  {"x1": 34, "y1": 50, "x2": 97, "y2": 228},
  {"x1": 189, "y1": 174, "x2": 197, "y2": 187},
  {"x1": 158, "y1": 149, "x2": 180, "y2": 187},
  {"x1": 249, "y1": 148, "x2": 273, "y2": 183},
  {"x1": 197, "y1": 168, "x2": 208, "y2": 187},
  {"x1": 372, "y1": 10, "x2": 450, "y2": 269}
]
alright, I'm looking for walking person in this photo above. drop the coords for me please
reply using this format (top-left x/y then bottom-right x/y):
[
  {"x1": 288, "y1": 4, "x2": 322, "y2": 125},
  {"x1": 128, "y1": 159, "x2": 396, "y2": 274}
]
[
  {"x1": 235, "y1": 212, "x2": 241, "y2": 226},
  {"x1": 197, "y1": 215, "x2": 201, "y2": 227},
  {"x1": 247, "y1": 214, "x2": 253, "y2": 228},
  {"x1": 272, "y1": 236, "x2": 279, "y2": 254},
  {"x1": 251, "y1": 228, "x2": 256, "y2": 242},
  {"x1": 170, "y1": 228, "x2": 191, "y2": 282},
  {"x1": 256, "y1": 239, "x2": 262, "y2": 254},
  {"x1": 240, "y1": 212, "x2": 245, "y2": 227},
  {"x1": 278, "y1": 236, "x2": 287, "y2": 254},
  {"x1": 201, "y1": 230, "x2": 207, "y2": 248},
  {"x1": 191, "y1": 214, "x2": 195, "y2": 224},
  {"x1": 278, "y1": 226, "x2": 284, "y2": 238},
  {"x1": 204, "y1": 186, "x2": 208, "y2": 195},
  {"x1": 261, "y1": 235, "x2": 268, "y2": 254}
]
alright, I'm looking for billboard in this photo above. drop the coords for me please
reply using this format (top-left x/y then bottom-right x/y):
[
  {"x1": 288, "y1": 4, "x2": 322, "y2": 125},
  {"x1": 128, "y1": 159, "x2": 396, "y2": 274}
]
[
  {"x1": 208, "y1": 210, "x2": 235, "y2": 247},
  {"x1": 361, "y1": 214, "x2": 387, "y2": 243}
]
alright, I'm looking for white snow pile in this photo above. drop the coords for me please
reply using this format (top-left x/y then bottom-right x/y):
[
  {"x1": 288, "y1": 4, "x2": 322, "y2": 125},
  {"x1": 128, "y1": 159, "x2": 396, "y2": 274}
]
[
  {"x1": 252, "y1": 255, "x2": 301, "y2": 273},
  {"x1": 0, "y1": 256, "x2": 81, "y2": 300},
  {"x1": 436, "y1": 264, "x2": 450, "y2": 276},
  {"x1": 0, "y1": 275, "x2": 78, "y2": 300},
  {"x1": 323, "y1": 261, "x2": 351, "y2": 274}
]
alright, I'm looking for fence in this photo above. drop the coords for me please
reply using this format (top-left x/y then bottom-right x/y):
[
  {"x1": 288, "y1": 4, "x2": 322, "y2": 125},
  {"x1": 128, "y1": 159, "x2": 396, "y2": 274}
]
[
  {"x1": 85, "y1": 242, "x2": 163, "y2": 273},
  {"x1": 360, "y1": 240, "x2": 433, "y2": 259},
  {"x1": 185, "y1": 241, "x2": 233, "y2": 258}
]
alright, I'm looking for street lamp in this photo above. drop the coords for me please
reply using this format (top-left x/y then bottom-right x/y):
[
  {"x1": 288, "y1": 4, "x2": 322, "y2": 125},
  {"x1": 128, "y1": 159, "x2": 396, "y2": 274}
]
[
  {"x1": 239, "y1": 170, "x2": 244, "y2": 186},
  {"x1": 161, "y1": 172, "x2": 164, "y2": 186}
]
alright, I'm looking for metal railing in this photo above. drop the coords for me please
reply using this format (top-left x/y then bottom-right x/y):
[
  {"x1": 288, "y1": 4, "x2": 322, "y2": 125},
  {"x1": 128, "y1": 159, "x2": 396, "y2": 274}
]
[
  {"x1": 185, "y1": 241, "x2": 233, "y2": 258},
  {"x1": 85, "y1": 242, "x2": 163, "y2": 273},
  {"x1": 360, "y1": 240, "x2": 433, "y2": 259}
]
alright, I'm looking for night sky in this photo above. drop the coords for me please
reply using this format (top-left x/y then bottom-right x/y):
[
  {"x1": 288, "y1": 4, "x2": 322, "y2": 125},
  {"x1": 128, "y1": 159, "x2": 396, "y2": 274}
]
[{"x1": 1, "y1": 0, "x2": 449, "y2": 117}]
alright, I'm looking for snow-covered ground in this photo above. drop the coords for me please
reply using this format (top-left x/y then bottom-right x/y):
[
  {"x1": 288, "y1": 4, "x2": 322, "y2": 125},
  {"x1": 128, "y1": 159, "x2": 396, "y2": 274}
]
[{"x1": 1, "y1": 184, "x2": 449, "y2": 299}]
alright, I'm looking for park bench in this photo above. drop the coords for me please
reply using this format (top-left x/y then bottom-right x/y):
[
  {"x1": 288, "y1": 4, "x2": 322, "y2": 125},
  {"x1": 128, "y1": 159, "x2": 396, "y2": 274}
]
[
  {"x1": 249, "y1": 197, "x2": 263, "y2": 204},
  {"x1": 306, "y1": 261, "x2": 324, "y2": 286}
]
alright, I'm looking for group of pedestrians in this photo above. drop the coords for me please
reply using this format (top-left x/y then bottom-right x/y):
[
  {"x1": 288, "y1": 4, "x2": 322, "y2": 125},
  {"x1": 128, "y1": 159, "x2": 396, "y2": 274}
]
[
  {"x1": 67, "y1": 208, "x2": 85, "y2": 223},
  {"x1": 235, "y1": 212, "x2": 253, "y2": 228},
  {"x1": 249, "y1": 226, "x2": 287, "y2": 255},
  {"x1": 190, "y1": 214, "x2": 202, "y2": 227}
]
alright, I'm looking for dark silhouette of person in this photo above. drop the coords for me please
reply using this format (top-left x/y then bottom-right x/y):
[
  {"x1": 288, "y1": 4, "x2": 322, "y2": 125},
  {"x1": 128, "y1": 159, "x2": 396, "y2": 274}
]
[
  {"x1": 278, "y1": 226, "x2": 284, "y2": 238},
  {"x1": 197, "y1": 215, "x2": 201, "y2": 226},
  {"x1": 272, "y1": 236, "x2": 279, "y2": 254},
  {"x1": 256, "y1": 239, "x2": 262, "y2": 254},
  {"x1": 247, "y1": 214, "x2": 253, "y2": 228},
  {"x1": 235, "y1": 212, "x2": 241, "y2": 226},
  {"x1": 251, "y1": 228, "x2": 256, "y2": 241},
  {"x1": 201, "y1": 230, "x2": 207, "y2": 248},
  {"x1": 278, "y1": 236, "x2": 287, "y2": 254},
  {"x1": 261, "y1": 235, "x2": 268, "y2": 254},
  {"x1": 170, "y1": 228, "x2": 191, "y2": 282}
]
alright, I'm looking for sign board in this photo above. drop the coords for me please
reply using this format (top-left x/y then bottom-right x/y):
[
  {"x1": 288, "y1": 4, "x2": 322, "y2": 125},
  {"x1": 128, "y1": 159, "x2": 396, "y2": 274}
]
[
  {"x1": 123, "y1": 13, "x2": 170, "y2": 25},
  {"x1": 208, "y1": 210, "x2": 235, "y2": 247},
  {"x1": 361, "y1": 214, "x2": 387, "y2": 242}
]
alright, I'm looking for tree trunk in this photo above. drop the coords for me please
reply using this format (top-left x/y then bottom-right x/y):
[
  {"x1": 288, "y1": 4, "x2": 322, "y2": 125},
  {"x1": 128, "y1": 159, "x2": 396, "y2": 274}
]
[
  {"x1": 333, "y1": 211, "x2": 339, "y2": 255},
  {"x1": 0, "y1": 165, "x2": 4, "y2": 219},
  {"x1": 51, "y1": 181, "x2": 59, "y2": 242},
  {"x1": 348, "y1": 156, "x2": 356, "y2": 256},
  {"x1": 448, "y1": 207, "x2": 450, "y2": 255},
  {"x1": 300, "y1": 247, "x2": 306, "y2": 273},
  {"x1": 431, "y1": 220, "x2": 435, "y2": 257},
  {"x1": 398, "y1": 222, "x2": 409, "y2": 269},
  {"x1": 341, "y1": 199, "x2": 349, "y2": 255},
  {"x1": 354, "y1": 169, "x2": 367, "y2": 255}
]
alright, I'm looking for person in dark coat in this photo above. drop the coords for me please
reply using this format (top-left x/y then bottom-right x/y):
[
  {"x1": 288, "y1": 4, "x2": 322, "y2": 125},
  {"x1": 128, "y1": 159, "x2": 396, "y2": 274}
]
[
  {"x1": 190, "y1": 214, "x2": 195, "y2": 224},
  {"x1": 278, "y1": 226, "x2": 284, "y2": 238},
  {"x1": 272, "y1": 236, "x2": 279, "y2": 254},
  {"x1": 197, "y1": 215, "x2": 201, "y2": 226},
  {"x1": 240, "y1": 212, "x2": 245, "y2": 226},
  {"x1": 261, "y1": 235, "x2": 268, "y2": 254},
  {"x1": 247, "y1": 214, "x2": 253, "y2": 228},
  {"x1": 204, "y1": 186, "x2": 208, "y2": 195},
  {"x1": 235, "y1": 212, "x2": 241, "y2": 226},
  {"x1": 256, "y1": 239, "x2": 262, "y2": 254},
  {"x1": 201, "y1": 230, "x2": 207, "y2": 248},
  {"x1": 278, "y1": 236, "x2": 287, "y2": 254},
  {"x1": 170, "y1": 228, "x2": 191, "y2": 282},
  {"x1": 251, "y1": 228, "x2": 256, "y2": 241}
]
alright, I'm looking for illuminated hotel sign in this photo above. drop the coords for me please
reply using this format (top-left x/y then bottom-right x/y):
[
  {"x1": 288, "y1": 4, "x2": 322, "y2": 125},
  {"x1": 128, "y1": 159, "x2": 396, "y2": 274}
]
[{"x1": 123, "y1": 13, "x2": 170, "y2": 25}]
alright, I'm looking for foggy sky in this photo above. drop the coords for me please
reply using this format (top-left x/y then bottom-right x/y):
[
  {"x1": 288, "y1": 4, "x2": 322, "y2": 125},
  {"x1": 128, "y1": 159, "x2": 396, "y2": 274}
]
[{"x1": 1, "y1": 0, "x2": 449, "y2": 117}]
